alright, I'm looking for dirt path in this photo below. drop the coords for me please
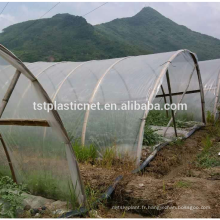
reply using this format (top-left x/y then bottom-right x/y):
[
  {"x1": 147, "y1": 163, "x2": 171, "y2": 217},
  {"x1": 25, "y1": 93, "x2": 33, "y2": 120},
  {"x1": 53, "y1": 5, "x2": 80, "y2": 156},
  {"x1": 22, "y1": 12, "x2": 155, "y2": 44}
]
[{"x1": 86, "y1": 127, "x2": 220, "y2": 218}]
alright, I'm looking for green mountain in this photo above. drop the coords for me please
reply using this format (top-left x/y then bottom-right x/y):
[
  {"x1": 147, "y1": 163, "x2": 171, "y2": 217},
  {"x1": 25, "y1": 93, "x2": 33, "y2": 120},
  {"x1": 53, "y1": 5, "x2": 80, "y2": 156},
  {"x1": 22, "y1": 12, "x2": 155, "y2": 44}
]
[
  {"x1": 0, "y1": 13, "x2": 147, "y2": 62},
  {"x1": 96, "y1": 7, "x2": 220, "y2": 61},
  {"x1": 0, "y1": 7, "x2": 220, "y2": 62}
]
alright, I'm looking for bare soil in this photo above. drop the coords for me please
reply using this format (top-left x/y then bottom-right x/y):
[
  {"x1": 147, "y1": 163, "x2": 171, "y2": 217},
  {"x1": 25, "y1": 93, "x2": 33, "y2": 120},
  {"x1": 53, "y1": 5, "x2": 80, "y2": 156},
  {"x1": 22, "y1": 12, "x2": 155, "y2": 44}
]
[{"x1": 82, "y1": 127, "x2": 220, "y2": 218}]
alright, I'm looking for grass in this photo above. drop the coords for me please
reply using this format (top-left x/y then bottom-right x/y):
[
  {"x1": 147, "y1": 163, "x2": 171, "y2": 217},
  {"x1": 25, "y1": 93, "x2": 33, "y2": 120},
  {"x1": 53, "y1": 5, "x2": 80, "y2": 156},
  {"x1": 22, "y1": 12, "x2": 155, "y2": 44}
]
[
  {"x1": 73, "y1": 140, "x2": 135, "y2": 170},
  {"x1": 196, "y1": 131, "x2": 220, "y2": 168},
  {"x1": 27, "y1": 172, "x2": 64, "y2": 200},
  {"x1": 97, "y1": 146, "x2": 135, "y2": 170},
  {"x1": 146, "y1": 110, "x2": 170, "y2": 127},
  {"x1": 85, "y1": 183, "x2": 101, "y2": 210},
  {"x1": 162, "y1": 180, "x2": 166, "y2": 193},
  {"x1": 201, "y1": 135, "x2": 213, "y2": 152},
  {"x1": 99, "y1": 146, "x2": 117, "y2": 168},
  {"x1": 0, "y1": 166, "x2": 11, "y2": 178},
  {"x1": 206, "y1": 111, "x2": 215, "y2": 125},
  {"x1": 72, "y1": 141, "x2": 97, "y2": 164},
  {"x1": 68, "y1": 181, "x2": 80, "y2": 210},
  {"x1": 175, "y1": 180, "x2": 191, "y2": 188},
  {"x1": 170, "y1": 138, "x2": 184, "y2": 147},
  {"x1": 25, "y1": 170, "x2": 80, "y2": 206}
]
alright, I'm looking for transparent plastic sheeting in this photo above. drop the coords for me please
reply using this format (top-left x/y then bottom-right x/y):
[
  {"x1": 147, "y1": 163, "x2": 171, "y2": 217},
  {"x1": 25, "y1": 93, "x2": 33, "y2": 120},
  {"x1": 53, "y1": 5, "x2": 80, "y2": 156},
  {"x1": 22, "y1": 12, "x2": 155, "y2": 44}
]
[
  {"x1": 199, "y1": 59, "x2": 220, "y2": 115},
  {"x1": 154, "y1": 52, "x2": 202, "y2": 121},
  {"x1": 0, "y1": 55, "x2": 85, "y2": 205},
  {"x1": 15, "y1": 50, "x2": 203, "y2": 161},
  {"x1": 0, "y1": 49, "x2": 204, "y2": 200}
]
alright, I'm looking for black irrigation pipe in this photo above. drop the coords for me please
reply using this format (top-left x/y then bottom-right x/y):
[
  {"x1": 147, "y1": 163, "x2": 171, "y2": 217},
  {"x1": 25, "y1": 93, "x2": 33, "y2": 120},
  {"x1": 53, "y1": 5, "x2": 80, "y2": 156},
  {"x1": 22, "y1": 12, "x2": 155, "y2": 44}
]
[
  {"x1": 60, "y1": 124, "x2": 204, "y2": 218},
  {"x1": 60, "y1": 175, "x2": 123, "y2": 218}
]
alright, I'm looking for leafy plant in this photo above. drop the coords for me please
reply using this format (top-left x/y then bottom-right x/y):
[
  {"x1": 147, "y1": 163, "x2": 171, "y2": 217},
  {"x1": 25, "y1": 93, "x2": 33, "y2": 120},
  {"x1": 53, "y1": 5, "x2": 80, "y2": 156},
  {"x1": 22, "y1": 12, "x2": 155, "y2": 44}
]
[
  {"x1": 0, "y1": 176, "x2": 27, "y2": 218},
  {"x1": 146, "y1": 110, "x2": 170, "y2": 127},
  {"x1": 143, "y1": 126, "x2": 162, "y2": 146}
]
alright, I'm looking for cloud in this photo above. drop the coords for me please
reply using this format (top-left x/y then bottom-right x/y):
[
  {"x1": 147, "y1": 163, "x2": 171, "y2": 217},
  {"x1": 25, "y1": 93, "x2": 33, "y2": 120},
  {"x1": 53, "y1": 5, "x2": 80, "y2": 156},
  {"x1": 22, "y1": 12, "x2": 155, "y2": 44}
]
[{"x1": 0, "y1": 14, "x2": 16, "y2": 33}]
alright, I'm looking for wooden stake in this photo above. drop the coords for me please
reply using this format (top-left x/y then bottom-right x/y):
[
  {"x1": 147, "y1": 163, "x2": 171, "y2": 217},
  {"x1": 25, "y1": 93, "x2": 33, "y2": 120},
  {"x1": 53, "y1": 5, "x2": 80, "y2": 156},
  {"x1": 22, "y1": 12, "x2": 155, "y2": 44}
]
[
  {"x1": 0, "y1": 119, "x2": 50, "y2": 127},
  {"x1": 160, "y1": 85, "x2": 169, "y2": 118},
  {"x1": 166, "y1": 70, "x2": 178, "y2": 137},
  {"x1": 164, "y1": 65, "x2": 196, "y2": 137},
  {"x1": 0, "y1": 133, "x2": 17, "y2": 183},
  {"x1": 156, "y1": 89, "x2": 200, "y2": 98},
  {"x1": 0, "y1": 70, "x2": 21, "y2": 118}
]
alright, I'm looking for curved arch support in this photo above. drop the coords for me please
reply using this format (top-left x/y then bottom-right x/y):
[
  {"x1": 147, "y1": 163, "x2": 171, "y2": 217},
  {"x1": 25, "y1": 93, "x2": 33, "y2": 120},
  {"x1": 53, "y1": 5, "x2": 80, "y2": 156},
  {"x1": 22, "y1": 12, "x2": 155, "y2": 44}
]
[
  {"x1": 81, "y1": 57, "x2": 128, "y2": 146},
  {"x1": 10, "y1": 62, "x2": 64, "y2": 123},
  {"x1": 214, "y1": 71, "x2": 220, "y2": 118},
  {"x1": 52, "y1": 62, "x2": 90, "y2": 102},
  {"x1": 0, "y1": 44, "x2": 87, "y2": 206},
  {"x1": 136, "y1": 49, "x2": 205, "y2": 166}
]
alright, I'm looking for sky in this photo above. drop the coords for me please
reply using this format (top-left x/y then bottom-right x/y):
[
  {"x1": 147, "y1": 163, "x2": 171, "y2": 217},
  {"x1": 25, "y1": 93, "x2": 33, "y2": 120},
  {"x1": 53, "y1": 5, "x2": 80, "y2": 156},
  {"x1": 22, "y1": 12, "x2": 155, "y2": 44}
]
[{"x1": 0, "y1": 2, "x2": 220, "y2": 39}]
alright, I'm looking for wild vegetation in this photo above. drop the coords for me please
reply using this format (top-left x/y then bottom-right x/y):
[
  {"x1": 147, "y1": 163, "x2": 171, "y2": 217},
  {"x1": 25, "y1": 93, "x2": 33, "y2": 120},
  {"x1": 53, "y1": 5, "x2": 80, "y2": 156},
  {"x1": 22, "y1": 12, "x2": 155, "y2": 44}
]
[
  {"x1": 143, "y1": 126, "x2": 162, "y2": 146},
  {"x1": 0, "y1": 176, "x2": 27, "y2": 218},
  {"x1": 195, "y1": 114, "x2": 220, "y2": 168},
  {"x1": 73, "y1": 141, "x2": 97, "y2": 164}
]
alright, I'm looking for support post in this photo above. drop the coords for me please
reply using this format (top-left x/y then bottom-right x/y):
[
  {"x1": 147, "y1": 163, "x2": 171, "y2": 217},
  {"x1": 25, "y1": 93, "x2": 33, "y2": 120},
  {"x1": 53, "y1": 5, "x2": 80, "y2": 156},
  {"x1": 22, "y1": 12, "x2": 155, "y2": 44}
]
[
  {"x1": 155, "y1": 89, "x2": 201, "y2": 98},
  {"x1": 164, "y1": 65, "x2": 196, "y2": 136},
  {"x1": 160, "y1": 85, "x2": 169, "y2": 118},
  {"x1": 0, "y1": 70, "x2": 21, "y2": 118},
  {"x1": 0, "y1": 133, "x2": 17, "y2": 183},
  {"x1": 166, "y1": 70, "x2": 178, "y2": 137}
]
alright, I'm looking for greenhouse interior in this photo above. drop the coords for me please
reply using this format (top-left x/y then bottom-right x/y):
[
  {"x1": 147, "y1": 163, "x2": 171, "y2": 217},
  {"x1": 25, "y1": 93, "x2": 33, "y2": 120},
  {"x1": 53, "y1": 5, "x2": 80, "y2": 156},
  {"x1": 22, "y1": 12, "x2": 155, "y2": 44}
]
[
  {"x1": 0, "y1": 44, "x2": 219, "y2": 208},
  {"x1": 199, "y1": 59, "x2": 220, "y2": 118}
]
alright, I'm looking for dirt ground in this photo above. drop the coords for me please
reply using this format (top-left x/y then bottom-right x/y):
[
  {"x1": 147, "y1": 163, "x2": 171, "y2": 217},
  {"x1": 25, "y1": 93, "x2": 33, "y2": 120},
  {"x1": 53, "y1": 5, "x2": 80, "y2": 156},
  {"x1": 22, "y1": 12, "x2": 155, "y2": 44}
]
[{"x1": 82, "y1": 127, "x2": 220, "y2": 218}]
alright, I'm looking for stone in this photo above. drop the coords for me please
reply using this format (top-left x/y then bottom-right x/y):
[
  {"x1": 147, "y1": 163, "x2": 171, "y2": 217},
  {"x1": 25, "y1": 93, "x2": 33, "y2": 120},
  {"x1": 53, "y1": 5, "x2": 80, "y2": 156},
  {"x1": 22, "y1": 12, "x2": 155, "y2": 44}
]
[
  {"x1": 22, "y1": 193, "x2": 54, "y2": 209},
  {"x1": 35, "y1": 213, "x2": 40, "y2": 217},
  {"x1": 48, "y1": 200, "x2": 68, "y2": 211},
  {"x1": 52, "y1": 209, "x2": 66, "y2": 215},
  {"x1": 89, "y1": 210, "x2": 101, "y2": 218}
]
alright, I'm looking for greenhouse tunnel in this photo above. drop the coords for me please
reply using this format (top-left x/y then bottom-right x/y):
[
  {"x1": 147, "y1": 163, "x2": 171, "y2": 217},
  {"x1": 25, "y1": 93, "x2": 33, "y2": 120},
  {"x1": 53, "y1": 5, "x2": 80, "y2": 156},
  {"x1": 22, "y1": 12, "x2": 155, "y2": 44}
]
[
  {"x1": 0, "y1": 44, "x2": 86, "y2": 206},
  {"x1": 0, "y1": 45, "x2": 206, "y2": 203},
  {"x1": 198, "y1": 59, "x2": 220, "y2": 119}
]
